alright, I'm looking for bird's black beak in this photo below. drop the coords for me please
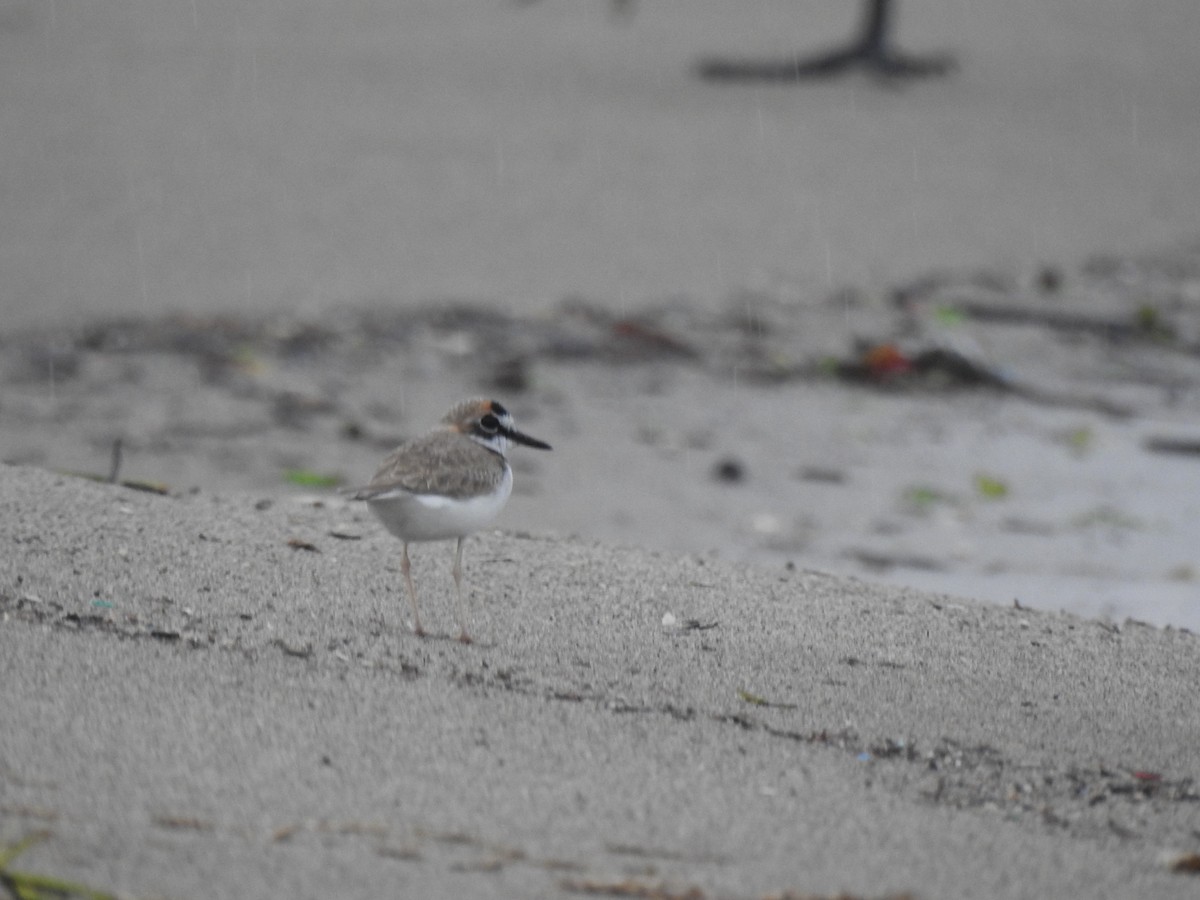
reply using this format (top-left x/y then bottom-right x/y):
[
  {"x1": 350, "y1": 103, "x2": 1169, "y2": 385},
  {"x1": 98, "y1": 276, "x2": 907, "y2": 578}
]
[{"x1": 506, "y1": 426, "x2": 552, "y2": 451}]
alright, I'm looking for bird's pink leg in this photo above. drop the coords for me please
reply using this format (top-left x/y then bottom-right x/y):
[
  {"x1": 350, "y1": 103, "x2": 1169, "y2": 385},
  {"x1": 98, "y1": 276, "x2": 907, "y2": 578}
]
[{"x1": 401, "y1": 542, "x2": 425, "y2": 637}]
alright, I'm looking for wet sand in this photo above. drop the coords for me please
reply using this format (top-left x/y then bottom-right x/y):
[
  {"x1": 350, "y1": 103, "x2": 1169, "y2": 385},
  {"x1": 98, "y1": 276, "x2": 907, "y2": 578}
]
[
  {"x1": 4, "y1": 241, "x2": 1199, "y2": 629},
  {"x1": 2, "y1": 0, "x2": 1200, "y2": 328}
]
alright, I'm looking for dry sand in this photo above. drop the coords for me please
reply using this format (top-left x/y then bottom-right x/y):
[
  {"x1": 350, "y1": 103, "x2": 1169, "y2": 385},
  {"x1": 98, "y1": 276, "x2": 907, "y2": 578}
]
[{"x1": 2, "y1": 464, "x2": 1199, "y2": 899}]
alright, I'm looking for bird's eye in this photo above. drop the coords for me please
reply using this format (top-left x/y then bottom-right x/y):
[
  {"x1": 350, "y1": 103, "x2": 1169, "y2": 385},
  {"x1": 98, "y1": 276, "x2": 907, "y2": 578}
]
[{"x1": 479, "y1": 414, "x2": 500, "y2": 433}]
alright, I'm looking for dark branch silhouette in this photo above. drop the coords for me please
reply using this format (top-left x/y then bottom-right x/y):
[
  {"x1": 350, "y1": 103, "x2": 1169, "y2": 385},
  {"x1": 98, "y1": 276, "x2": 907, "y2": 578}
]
[
  {"x1": 697, "y1": 0, "x2": 955, "y2": 82},
  {"x1": 517, "y1": 0, "x2": 956, "y2": 83}
]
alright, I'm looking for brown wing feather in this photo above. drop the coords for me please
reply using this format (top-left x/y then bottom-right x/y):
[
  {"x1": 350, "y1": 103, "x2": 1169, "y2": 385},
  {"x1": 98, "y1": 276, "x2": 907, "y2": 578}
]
[{"x1": 354, "y1": 431, "x2": 505, "y2": 500}]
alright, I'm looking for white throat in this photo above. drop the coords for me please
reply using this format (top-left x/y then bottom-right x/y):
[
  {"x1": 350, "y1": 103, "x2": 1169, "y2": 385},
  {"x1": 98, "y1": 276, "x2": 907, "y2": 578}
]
[{"x1": 470, "y1": 432, "x2": 509, "y2": 458}]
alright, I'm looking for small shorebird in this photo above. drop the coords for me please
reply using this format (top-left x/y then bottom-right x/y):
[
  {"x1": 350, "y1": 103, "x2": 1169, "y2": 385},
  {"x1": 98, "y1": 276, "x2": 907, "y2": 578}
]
[{"x1": 349, "y1": 398, "x2": 551, "y2": 642}]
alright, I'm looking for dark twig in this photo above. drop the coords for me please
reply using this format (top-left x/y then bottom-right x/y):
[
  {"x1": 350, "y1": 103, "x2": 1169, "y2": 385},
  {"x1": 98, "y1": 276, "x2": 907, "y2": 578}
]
[{"x1": 107, "y1": 438, "x2": 123, "y2": 484}]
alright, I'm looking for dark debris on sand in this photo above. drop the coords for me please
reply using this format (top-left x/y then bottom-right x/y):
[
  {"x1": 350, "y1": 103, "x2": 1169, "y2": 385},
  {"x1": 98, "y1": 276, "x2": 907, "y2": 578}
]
[{"x1": 2, "y1": 241, "x2": 1199, "y2": 491}]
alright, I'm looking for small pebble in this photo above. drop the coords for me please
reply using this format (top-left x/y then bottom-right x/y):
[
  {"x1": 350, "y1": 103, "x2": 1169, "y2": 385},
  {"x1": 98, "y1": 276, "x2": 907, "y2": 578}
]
[{"x1": 712, "y1": 457, "x2": 745, "y2": 483}]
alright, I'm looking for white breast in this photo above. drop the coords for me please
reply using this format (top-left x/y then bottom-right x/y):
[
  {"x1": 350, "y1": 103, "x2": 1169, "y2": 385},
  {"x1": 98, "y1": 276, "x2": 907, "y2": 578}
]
[{"x1": 367, "y1": 466, "x2": 514, "y2": 542}]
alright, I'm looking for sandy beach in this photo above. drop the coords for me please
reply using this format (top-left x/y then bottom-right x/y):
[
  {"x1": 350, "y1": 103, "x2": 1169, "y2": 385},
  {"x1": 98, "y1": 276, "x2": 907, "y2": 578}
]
[
  {"x1": 2, "y1": 465, "x2": 1199, "y2": 899},
  {"x1": 2, "y1": 2, "x2": 1200, "y2": 897},
  {"x1": 4, "y1": 241, "x2": 1200, "y2": 630}
]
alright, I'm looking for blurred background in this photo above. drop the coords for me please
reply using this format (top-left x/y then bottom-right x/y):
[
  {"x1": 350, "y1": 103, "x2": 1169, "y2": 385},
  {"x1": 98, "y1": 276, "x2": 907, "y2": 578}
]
[
  {"x1": 2, "y1": 0, "x2": 1198, "y2": 326},
  {"x1": 2, "y1": 0, "x2": 1199, "y2": 628}
]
